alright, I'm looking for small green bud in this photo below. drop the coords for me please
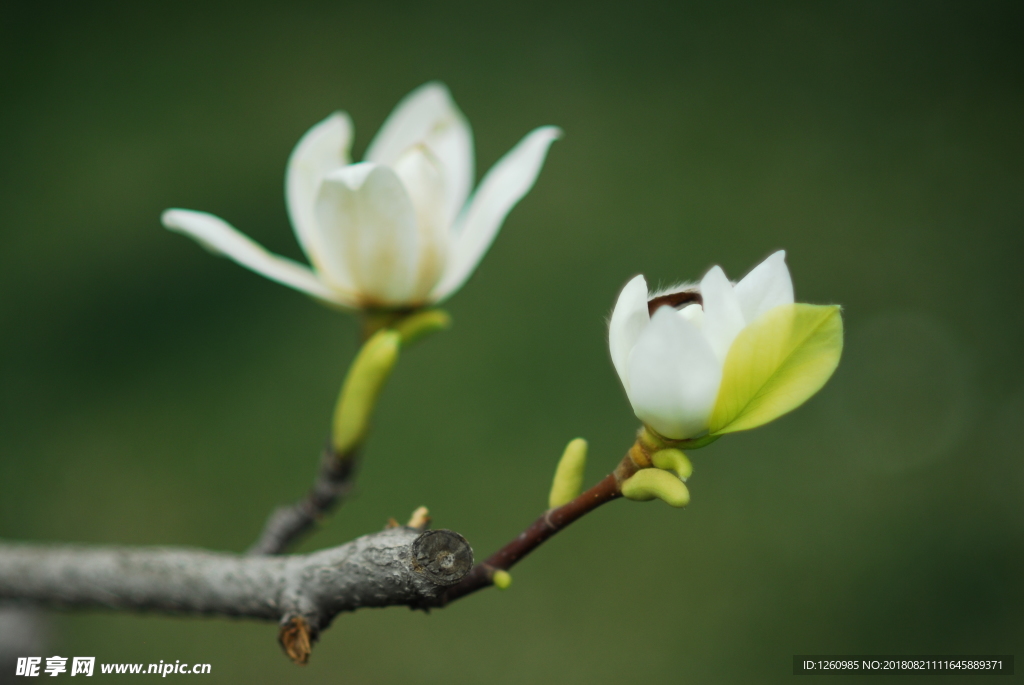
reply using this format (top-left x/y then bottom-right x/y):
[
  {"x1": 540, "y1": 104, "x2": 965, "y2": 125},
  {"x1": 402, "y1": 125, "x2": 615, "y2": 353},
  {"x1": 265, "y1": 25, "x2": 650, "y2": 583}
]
[
  {"x1": 548, "y1": 438, "x2": 588, "y2": 509},
  {"x1": 492, "y1": 569, "x2": 513, "y2": 589},
  {"x1": 651, "y1": 449, "x2": 693, "y2": 481},
  {"x1": 393, "y1": 309, "x2": 452, "y2": 347},
  {"x1": 621, "y1": 469, "x2": 690, "y2": 508},
  {"x1": 332, "y1": 329, "x2": 401, "y2": 454}
]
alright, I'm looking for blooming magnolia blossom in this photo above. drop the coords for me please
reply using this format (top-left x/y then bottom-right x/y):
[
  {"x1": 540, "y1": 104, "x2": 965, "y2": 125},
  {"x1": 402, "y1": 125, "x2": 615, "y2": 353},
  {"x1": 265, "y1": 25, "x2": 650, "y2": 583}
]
[
  {"x1": 163, "y1": 83, "x2": 560, "y2": 309},
  {"x1": 609, "y1": 251, "x2": 842, "y2": 440}
]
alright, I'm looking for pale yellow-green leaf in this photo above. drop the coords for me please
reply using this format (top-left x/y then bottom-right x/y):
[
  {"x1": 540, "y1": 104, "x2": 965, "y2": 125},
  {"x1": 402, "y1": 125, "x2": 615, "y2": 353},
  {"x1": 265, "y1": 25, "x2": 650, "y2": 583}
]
[
  {"x1": 709, "y1": 303, "x2": 842, "y2": 435},
  {"x1": 332, "y1": 329, "x2": 401, "y2": 453},
  {"x1": 548, "y1": 438, "x2": 587, "y2": 509},
  {"x1": 621, "y1": 469, "x2": 690, "y2": 507}
]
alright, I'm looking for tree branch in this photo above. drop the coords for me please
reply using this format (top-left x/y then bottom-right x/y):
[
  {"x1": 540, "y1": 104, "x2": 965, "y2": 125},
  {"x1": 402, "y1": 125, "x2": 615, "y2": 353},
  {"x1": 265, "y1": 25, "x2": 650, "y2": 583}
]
[
  {"x1": 247, "y1": 443, "x2": 359, "y2": 556},
  {"x1": 0, "y1": 527, "x2": 473, "y2": 663},
  {"x1": 431, "y1": 453, "x2": 641, "y2": 606},
  {"x1": 1, "y1": 438, "x2": 652, "y2": 664}
]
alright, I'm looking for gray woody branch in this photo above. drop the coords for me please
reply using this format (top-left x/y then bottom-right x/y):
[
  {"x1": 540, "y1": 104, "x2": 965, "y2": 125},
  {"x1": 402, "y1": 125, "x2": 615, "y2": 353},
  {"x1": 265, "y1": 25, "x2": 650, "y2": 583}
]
[
  {"x1": 0, "y1": 527, "x2": 472, "y2": 663},
  {"x1": 247, "y1": 443, "x2": 361, "y2": 556}
]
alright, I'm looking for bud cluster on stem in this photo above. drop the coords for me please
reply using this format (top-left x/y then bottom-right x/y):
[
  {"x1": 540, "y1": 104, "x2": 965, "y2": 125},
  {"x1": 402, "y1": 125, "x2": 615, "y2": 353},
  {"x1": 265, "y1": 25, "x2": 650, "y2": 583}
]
[{"x1": 435, "y1": 428, "x2": 698, "y2": 606}]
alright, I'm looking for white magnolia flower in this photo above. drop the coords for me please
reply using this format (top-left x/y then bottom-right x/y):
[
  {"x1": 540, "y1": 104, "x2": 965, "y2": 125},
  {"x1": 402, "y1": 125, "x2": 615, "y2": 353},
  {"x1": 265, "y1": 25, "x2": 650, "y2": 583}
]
[
  {"x1": 162, "y1": 82, "x2": 561, "y2": 309},
  {"x1": 609, "y1": 251, "x2": 843, "y2": 440}
]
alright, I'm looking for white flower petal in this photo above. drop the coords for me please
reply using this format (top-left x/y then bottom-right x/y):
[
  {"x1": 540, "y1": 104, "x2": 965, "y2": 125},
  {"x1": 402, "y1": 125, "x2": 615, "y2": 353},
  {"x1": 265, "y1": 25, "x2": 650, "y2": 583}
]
[
  {"x1": 285, "y1": 112, "x2": 354, "y2": 275},
  {"x1": 364, "y1": 82, "x2": 473, "y2": 225},
  {"x1": 315, "y1": 163, "x2": 421, "y2": 306},
  {"x1": 423, "y1": 110, "x2": 474, "y2": 227},
  {"x1": 700, "y1": 265, "x2": 746, "y2": 361},
  {"x1": 161, "y1": 209, "x2": 349, "y2": 305},
  {"x1": 733, "y1": 250, "x2": 794, "y2": 323},
  {"x1": 392, "y1": 146, "x2": 450, "y2": 300},
  {"x1": 626, "y1": 306, "x2": 722, "y2": 439},
  {"x1": 677, "y1": 303, "x2": 705, "y2": 329},
  {"x1": 608, "y1": 274, "x2": 650, "y2": 392},
  {"x1": 430, "y1": 125, "x2": 561, "y2": 302}
]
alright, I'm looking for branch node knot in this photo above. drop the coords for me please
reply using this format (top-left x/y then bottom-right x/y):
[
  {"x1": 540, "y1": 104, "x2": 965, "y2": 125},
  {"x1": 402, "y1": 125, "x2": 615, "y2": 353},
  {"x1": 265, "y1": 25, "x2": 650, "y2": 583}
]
[{"x1": 409, "y1": 530, "x2": 474, "y2": 586}]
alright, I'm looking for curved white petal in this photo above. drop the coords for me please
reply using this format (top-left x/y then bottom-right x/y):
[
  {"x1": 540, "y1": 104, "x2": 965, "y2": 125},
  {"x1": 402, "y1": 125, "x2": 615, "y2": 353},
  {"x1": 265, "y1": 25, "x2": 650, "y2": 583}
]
[
  {"x1": 700, "y1": 265, "x2": 746, "y2": 361},
  {"x1": 285, "y1": 112, "x2": 354, "y2": 274},
  {"x1": 364, "y1": 82, "x2": 455, "y2": 165},
  {"x1": 392, "y1": 146, "x2": 450, "y2": 300},
  {"x1": 608, "y1": 274, "x2": 650, "y2": 392},
  {"x1": 162, "y1": 209, "x2": 349, "y2": 305},
  {"x1": 626, "y1": 307, "x2": 722, "y2": 440},
  {"x1": 364, "y1": 82, "x2": 473, "y2": 225},
  {"x1": 734, "y1": 250, "x2": 794, "y2": 323},
  {"x1": 423, "y1": 109, "x2": 474, "y2": 226},
  {"x1": 430, "y1": 126, "x2": 562, "y2": 302},
  {"x1": 315, "y1": 163, "x2": 421, "y2": 306}
]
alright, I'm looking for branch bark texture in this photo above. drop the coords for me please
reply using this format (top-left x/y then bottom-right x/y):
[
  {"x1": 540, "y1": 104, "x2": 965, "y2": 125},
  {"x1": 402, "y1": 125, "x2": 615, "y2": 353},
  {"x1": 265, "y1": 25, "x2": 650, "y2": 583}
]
[{"x1": 0, "y1": 528, "x2": 472, "y2": 654}]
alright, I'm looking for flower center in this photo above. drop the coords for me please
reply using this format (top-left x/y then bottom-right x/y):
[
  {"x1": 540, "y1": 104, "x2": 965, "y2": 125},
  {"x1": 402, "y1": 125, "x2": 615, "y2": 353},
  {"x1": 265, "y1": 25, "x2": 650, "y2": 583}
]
[{"x1": 646, "y1": 289, "x2": 702, "y2": 317}]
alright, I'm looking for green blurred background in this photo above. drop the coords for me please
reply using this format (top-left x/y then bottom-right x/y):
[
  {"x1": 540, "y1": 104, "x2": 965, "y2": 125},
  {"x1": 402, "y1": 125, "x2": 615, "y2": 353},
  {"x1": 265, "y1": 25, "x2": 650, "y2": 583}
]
[{"x1": 1, "y1": 1, "x2": 1022, "y2": 682}]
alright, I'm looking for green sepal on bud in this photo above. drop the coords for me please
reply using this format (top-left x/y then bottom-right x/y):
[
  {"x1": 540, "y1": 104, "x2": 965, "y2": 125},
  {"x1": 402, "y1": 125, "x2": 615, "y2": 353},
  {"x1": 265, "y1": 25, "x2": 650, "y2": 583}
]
[
  {"x1": 621, "y1": 469, "x2": 690, "y2": 507},
  {"x1": 651, "y1": 449, "x2": 692, "y2": 481},
  {"x1": 492, "y1": 569, "x2": 513, "y2": 590},
  {"x1": 392, "y1": 309, "x2": 452, "y2": 347},
  {"x1": 548, "y1": 438, "x2": 588, "y2": 509},
  {"x1": 676, "y1": 434, "x2": 720, "y2": 450},
  {"x1": 332, "y1": 329, "x2": 401, "y2": 454},
  {"x1": 709, "y1": 303, "x2": 843, "y2": 435}
]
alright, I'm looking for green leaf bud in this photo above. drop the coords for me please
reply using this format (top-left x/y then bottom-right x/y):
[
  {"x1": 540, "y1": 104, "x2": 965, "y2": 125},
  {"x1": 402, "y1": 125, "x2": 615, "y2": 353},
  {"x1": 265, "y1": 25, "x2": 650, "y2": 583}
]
[
  {"x1": 651, "y1": 448, "x2": 693, "y2": 481},
  {"x1": 548, "y1": 438, "x2": 588, "y2": 509},
  {"x1": 492, "y1": 569, "x2": 513, "y2": 590},
  {"x1": 621, "y1": 469, "x2": 690, "y2": 508}
]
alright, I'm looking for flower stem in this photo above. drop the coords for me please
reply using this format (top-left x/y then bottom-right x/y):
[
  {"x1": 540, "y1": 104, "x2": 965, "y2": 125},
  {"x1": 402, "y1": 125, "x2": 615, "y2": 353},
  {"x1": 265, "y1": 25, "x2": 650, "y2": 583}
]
[
  {"x1": 249, "y1": 319, "x2": 395, "y2": 555},
  {"x1": 433, "y1": 451, "x2": 642, "y2": 606},
  {"x1": 249, "y1": 309, "x2": 450, "y2": 555}
]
